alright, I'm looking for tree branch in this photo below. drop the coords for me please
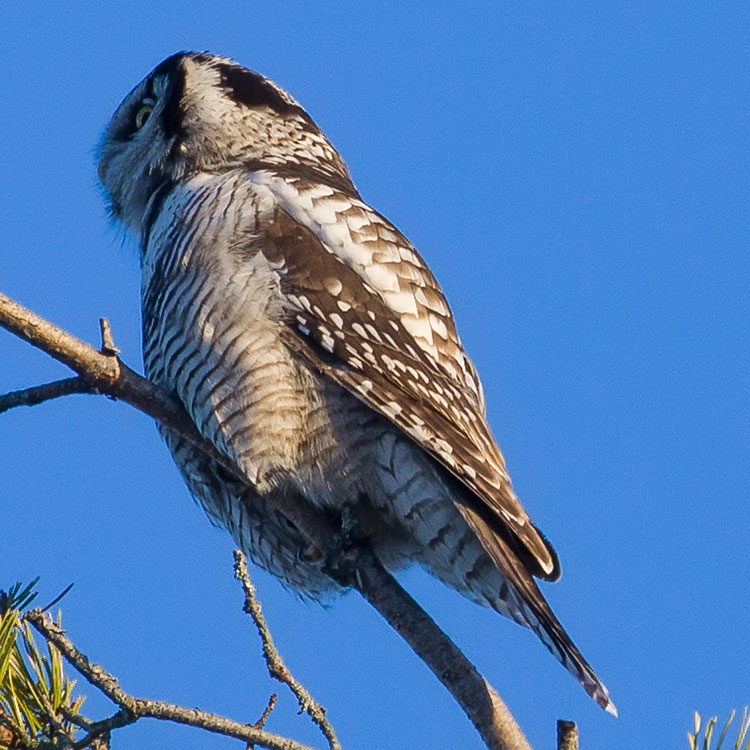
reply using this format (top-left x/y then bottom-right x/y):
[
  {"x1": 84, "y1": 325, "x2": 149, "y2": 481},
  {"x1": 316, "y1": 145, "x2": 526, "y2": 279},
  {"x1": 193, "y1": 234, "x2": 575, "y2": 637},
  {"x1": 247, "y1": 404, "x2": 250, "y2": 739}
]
[
  {"x1": 24, "y1": 610, "x2": 318, "y2": 750},
  {"x1": 234, "y1": 551, "x2": 341, "y2": 750},
  {"x1": 2, "y1": 290, "x2": 533, "y2": 750},
  {"x1": 0, "y1": 292, "x2": 334, "y2": 555},
  {"x1": 0, "y1": 377, "x2": 94, "y2": 414}
]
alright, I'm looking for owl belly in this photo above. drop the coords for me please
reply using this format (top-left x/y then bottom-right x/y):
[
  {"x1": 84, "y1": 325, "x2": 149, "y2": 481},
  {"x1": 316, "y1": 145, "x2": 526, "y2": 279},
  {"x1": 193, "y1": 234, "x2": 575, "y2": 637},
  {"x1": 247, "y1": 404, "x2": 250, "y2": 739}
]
[{"x1": 151, "y1": 291, "x2": 377, "y2": 508}]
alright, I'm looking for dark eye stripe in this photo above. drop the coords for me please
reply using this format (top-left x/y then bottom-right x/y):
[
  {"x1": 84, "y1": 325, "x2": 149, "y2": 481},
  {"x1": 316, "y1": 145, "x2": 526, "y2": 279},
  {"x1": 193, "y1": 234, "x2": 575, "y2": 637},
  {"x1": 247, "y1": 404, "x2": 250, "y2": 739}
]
[
  {"x1": 217, "y1": 63, "x2": 294, "y2": 113},
  {"x1": 217, "y1": 63, "x2": 313, "y2": 124}
]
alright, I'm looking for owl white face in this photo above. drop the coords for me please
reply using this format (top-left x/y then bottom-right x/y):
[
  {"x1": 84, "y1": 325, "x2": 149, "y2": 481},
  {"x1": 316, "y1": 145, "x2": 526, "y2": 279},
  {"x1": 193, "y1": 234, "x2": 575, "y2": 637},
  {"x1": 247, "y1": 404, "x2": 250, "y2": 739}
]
[{"x1": 98, "y1": 51, "x2": 350, "y2": 235}]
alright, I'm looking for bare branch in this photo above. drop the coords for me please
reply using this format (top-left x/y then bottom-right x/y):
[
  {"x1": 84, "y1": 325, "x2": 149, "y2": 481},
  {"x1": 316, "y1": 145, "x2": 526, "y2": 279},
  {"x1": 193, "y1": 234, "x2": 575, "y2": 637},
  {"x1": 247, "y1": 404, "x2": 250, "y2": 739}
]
[
  {"x1": 252, "y1": 694, "x2": 277, "y2": 731},
  {"x1": 0, "y1": 377, "x2": 94, "y2": 414},
  {"x1": 98, "y1": 318, "x2": 119, "y2": 355},
  {"x1": 0, "y1": 293, "x2": 120, "y2": 384},
  {"x1": 234, "y1": 551, "x2": 341, "y2": 750},
  {"x1": 24, "y1": 610, "x2": 318, "y2": 750},
  {"x1": 2, "y1": 290, "x2": 535, "y2": 750},
  {"x1": 59, "y1": 704, "x2": 95, "y2": 731}
]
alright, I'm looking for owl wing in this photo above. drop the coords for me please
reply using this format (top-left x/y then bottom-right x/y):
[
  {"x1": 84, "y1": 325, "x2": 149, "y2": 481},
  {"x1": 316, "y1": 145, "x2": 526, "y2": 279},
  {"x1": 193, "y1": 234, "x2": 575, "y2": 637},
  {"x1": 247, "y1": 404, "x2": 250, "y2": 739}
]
[
  {"x1": 251, "y1": 172, "x2": 559, "y2": 582},
  {"x1": 253, "y1": 186, "x2": 616, "y2": 714}
]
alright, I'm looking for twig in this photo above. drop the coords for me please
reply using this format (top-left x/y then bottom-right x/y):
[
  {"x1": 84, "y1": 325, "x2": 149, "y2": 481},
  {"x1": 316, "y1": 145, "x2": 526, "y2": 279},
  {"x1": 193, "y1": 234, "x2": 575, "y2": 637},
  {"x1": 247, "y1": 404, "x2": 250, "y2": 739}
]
[
  {"x1": 98, "y1": 318, "x2": 119, "y2": 355},
  {"x1": 556, "y1": 720, "x2": 578, "y2": 750},
  {"x1": 248, "y1": 694, "x2": 278, "y2": 750},
  {"x1": 2, "y1": 290, "x2": 535, "y2": 750},
  {"x1": 234, "y1": 551, "x2": 341, "y2": 750},
  {"x1": 0, "y1": 377, "x2": 94, "y2": 414},
  {"x1": 59, "y1": 704, "x2": 95, "y2": 731},
  {"x1": 24, "y1": 610, "x2": 317, "y2": 750},
  {"x1": 252, "y1": 694, "x2": 277, "y2": 730},
  {"x1": 39, "y1": 583, "x2": 75, "y2": 614},
  {"x1": 70, "y1": 709, "x2": 129, "y2": 749}
]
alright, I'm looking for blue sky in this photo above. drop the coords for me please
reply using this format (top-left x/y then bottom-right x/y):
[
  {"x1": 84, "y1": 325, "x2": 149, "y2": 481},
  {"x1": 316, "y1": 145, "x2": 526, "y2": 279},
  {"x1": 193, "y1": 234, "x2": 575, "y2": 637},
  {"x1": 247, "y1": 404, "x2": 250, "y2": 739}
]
[{"x1": 2, "y1": 3, "x2": 748, "y2": 748}]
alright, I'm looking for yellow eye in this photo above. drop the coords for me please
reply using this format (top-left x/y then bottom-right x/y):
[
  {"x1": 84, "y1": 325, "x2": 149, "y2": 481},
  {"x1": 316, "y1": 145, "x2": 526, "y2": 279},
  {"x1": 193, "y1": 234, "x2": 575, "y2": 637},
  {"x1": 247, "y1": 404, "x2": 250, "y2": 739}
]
[{"x1": 134, "y1": 104, "x2": 153, "y2": 130}]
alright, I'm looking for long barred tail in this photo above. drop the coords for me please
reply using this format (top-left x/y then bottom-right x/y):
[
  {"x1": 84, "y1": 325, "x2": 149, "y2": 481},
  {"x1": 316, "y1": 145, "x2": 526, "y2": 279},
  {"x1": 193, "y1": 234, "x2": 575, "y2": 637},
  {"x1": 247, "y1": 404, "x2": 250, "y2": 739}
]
[{"x1": 456, "y1": 502, "x2": 618, "y2": 717}]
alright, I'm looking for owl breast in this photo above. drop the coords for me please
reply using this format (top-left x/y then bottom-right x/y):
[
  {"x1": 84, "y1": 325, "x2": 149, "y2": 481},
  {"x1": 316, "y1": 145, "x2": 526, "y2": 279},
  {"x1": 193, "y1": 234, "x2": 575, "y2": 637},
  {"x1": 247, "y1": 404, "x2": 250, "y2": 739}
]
[{"x1": 142, "y1": 171, "x2": 364, "y2": 502}]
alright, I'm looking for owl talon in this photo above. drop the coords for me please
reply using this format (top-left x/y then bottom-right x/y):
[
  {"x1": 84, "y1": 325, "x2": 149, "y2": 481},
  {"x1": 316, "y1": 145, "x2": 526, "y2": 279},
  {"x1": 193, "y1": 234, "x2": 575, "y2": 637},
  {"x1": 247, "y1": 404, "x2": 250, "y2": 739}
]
[{"x1": 320, "y1": 508, "x2": 370, "y2": 586}]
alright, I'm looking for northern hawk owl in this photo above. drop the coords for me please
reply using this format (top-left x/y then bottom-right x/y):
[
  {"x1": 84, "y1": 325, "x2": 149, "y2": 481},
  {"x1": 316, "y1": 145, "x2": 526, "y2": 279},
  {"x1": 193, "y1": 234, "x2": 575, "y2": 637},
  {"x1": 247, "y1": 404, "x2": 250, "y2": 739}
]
[{"x1": 98, "y1": 51, "x2": 615, "y2": 715}]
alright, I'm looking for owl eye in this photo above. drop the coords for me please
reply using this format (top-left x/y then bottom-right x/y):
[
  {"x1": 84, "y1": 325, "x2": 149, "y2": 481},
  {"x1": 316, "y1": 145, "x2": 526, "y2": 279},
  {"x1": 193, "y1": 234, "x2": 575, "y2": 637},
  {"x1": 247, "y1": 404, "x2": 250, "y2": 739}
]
[{"x1": 134, "y1": 103, "x2": 154, "y2": 130}]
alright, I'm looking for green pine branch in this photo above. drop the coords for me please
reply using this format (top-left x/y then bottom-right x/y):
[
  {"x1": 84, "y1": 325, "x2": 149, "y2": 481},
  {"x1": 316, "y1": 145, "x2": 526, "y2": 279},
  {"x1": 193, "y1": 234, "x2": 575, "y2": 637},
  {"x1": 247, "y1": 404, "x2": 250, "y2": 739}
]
[
  {"x1": 689, "y1": 709, "x2": 750, "y2": 750},
  {"x1": 0, "y1": 582, "x2": 86, "y2": 749}
]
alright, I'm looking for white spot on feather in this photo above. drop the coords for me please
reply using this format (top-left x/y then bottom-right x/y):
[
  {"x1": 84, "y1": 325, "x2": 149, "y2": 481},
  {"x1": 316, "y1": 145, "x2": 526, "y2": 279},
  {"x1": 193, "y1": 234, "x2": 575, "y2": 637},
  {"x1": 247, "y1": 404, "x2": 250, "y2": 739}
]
[
  {"x1": 352, "y1": 323, "x2": 368, "y2": 339},
  {"x1": 429, "y1": 314, "x2": 449, "y2": 341},
  {"x1": 364, "y1": 324, "x2": 383, "y2": 342},
  {"x1": 319, "y1": 220, "x2": 352, "y2": 249},
  {"x1": 434, "y1": 437, "x2": 454, "y2": 455},
  {"x1": 345, "y1": 211, "x2": 370, "y2": 231},
  {"x1": 383, "y1": 401, "x2": 403, "y2": 417},
  {"x1": 324, "y1": 277, "x2": 343, "y2": 296},
  {"x1": 398, "y1": 246, "x2": 420, "y2": 264},
  {"x1": 200, "y1": 319, "x2": 215, "y2": 342}
]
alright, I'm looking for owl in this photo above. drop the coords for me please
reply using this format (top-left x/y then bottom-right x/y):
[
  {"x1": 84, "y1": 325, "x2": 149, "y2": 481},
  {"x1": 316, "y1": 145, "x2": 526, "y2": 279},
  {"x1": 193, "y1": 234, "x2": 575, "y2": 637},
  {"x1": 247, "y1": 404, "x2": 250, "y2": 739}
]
[{"x1": 98, "y1": 51, "x2": 615, "y2": 715}]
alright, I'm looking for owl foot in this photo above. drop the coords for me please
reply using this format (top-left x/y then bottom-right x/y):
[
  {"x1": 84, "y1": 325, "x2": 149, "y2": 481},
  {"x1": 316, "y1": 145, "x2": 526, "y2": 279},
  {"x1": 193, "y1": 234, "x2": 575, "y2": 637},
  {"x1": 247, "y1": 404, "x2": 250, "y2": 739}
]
[{"x1": 320, "y1": 503, "x2": 371, "y2": 587}]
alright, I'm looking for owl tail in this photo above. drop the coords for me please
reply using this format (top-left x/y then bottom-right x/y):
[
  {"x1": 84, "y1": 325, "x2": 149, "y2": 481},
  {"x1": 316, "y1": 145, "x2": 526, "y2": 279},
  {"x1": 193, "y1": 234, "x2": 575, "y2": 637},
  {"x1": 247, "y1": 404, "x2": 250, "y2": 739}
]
[{"x1": 455, "y1": 501, "x2": 618, "y2": 717}]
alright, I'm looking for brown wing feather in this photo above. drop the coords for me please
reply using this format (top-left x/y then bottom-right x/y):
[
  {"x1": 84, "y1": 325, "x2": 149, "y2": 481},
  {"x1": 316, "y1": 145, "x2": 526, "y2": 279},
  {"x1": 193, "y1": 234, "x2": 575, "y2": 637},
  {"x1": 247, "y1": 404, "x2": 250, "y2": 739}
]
[{"x1": 263, "y1": 207, "x2": 560, "y2": 581}]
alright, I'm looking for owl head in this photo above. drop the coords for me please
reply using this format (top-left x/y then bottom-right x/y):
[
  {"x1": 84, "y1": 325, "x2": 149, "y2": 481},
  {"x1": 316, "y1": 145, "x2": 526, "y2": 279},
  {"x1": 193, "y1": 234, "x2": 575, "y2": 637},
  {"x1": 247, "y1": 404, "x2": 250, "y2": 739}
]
[{"x1": 98, "y1": 51, "x2": 351, "y2": 234}]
